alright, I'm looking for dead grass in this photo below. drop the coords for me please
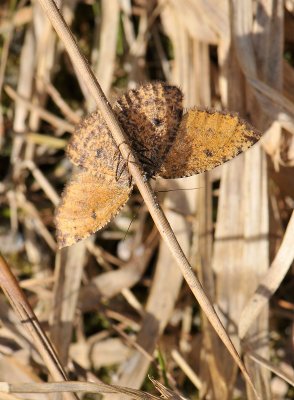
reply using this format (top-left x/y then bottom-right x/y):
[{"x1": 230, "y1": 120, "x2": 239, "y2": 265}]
[{"x1": 0, "y1": 1, "x2": 293, "y2": 399}]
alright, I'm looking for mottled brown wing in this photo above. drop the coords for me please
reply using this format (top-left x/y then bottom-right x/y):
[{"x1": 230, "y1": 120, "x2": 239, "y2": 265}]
[
  {"x1": 114, "y1": 82, "x2": 183, "y2": 177},
  {"x1": 55, "y1": 170, "x2": 132, "y2": 248},
  {"x1": 67, "y1": 110, "x2": 124, "y2": 179},
  {"x1": 159, "y1": 109, "x2": 262, "y2": 178},
  {"x1": 67, "y1": 82, "x2": 183, "y2": 179}
]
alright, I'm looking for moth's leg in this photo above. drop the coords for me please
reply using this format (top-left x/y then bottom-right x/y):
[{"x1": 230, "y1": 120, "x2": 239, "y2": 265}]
[
  {"x1": 114, "y1": 151, "x2": 127, "y2": 182},
  {"x1": 116, "y1": 141, "x2": 153, "y2": 170},
  {"x1": 115, "y1": 139, "x2": 157, "y2": 178},
  {"x1": 131, "y1": 139, "x2": 157, "y2": 170},
  {"x1": 125, "y1": 151, "x2": 134, "y2": 187},
  {"x1": 132, "y1": 140, "x2": 151, "y2": 155},
  {"x1": 115, "y1": 151, "x2": 135, "y2": 187}
]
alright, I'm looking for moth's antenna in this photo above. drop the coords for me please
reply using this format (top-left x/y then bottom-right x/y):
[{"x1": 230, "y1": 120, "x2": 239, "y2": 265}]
[{"x1": 156, "y1": 186, "x2": 205, "y2": 193}]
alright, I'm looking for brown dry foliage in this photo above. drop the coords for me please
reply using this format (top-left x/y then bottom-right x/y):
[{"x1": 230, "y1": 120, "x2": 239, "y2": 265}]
[{"x1": 0, "y1": 1, "x2": 293, "y2": 400}]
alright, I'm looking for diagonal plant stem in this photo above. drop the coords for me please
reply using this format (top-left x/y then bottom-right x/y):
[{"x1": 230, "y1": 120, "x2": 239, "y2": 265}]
[{"x1": 35, "y1": 0, "x2": 260, "y2": 397}]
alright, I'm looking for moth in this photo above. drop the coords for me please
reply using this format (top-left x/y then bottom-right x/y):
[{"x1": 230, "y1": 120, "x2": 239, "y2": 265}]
[{"x1": 55, "y1": 82, "x2": 261, "y2": 248}]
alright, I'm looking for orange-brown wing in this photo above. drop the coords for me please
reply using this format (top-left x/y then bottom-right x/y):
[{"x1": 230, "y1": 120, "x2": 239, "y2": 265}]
[
  {"x1": 114, "y1": 82, "x2": 183, "y2": 177},
  {"x1": 55, "y1": 170, "x2": 132, "y2": 248},
  {"x1": 159, "y1": 109, "x2": 262, "y2": 178},
  {"x1": 66, "y1": 110, "x2": 124, "y2": 179}
]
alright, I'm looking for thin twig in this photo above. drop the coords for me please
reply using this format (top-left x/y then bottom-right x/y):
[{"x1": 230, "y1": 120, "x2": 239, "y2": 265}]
[
  {"x1": 248, "y1": 352, "x2": 294, "y2": 387},
  {"x1": 239, "y1": 210, "x2": 294, "y2": 338},
  {"x1": 5, "y1": 85, "x2": 74, "y2": 133},
  {"x1": 0, "y1": 252, "x2": 78, "y2": 400},
  {"x1": 171, "y1": 349, "x2": 202, "y2": 390},
  {"x1": 35, "y1": 0, "x2": 260, "y2": 397},
  {"x1": 0, "y1": 380, "x2": 161, "y2": 399}
]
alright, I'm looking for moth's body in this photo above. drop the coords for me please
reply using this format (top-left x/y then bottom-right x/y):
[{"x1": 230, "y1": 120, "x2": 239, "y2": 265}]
[{"x1": 55, "y1": 82, "x2": 261, "y2": 248}]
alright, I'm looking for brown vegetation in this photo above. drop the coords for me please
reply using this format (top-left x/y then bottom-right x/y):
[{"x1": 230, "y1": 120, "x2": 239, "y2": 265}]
[{"x1": 0, "y1": 1, "x2": 293, "y2": 399}]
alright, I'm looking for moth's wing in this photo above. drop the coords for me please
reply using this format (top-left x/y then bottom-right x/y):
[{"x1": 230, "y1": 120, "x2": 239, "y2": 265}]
[
  {"x1": 114, "y1": 82, "x2": 183, "y2": 177},
  {"x1": 55, "y1": 170, "x2": 133, "y2": 248},
  {"x1": 159, "y1": 109, "x2": 262, "y2": 178},
  {"x1": 67, "y1": 110, "x2": 123, "y2": 179}
]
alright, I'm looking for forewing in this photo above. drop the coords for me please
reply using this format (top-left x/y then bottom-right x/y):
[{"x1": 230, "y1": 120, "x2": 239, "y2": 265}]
[
  {"x1": 67, "y1": 110, "x2": 124, "y2": 179},
  {"x1": 55, "y1": 170, "x2": 132, "y2": 248},
  {"x1": 159, "y1": 109, "x2": 262, "y2": 178},
  {"x1": 114, "y1": 82, "x2": 183, "y2": 177}
]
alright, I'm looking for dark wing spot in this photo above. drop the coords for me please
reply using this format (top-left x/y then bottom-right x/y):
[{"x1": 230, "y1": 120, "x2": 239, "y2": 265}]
[
  {"x1": 152, "y1": 118, "x2": 162, "y2": 126},
  {"x1": 204, "y1": 149, "x2": 213, "y2": 157},
  {"x1": 91, "y1": 211, "x2": 97, "y2": 219},
  {"x1": 96, "y1": 149, "x2": 103, "y2": 158}
]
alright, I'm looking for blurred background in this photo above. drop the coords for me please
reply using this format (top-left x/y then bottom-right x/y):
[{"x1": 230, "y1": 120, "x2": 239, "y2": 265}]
[{"x1": 0, "y1": 1, "x2": 293, "y2": 399}]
